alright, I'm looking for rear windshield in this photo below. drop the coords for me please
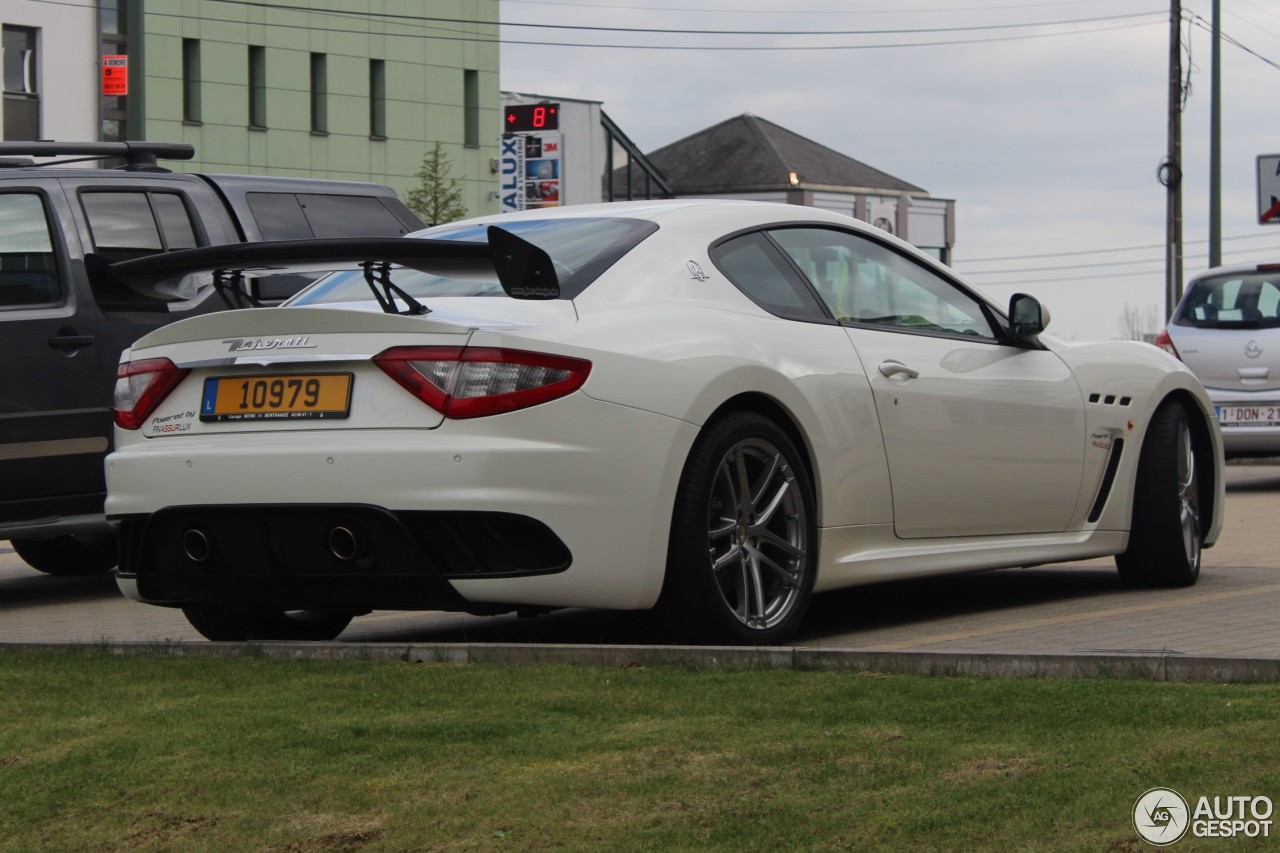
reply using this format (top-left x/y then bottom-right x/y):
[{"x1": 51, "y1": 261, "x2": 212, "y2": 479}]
[
  {"x1": 290, "y1": 217, "x2": 657, "y2": 305},
  {"x1": 1174, "y1": 271, "x2": 1280, "y2": 329}
]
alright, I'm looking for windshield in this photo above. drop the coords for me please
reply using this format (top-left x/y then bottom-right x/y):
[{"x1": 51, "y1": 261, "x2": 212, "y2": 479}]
[
  {"x1": 289, "y1": 216, "x2": 657, "y2": 306},
  {"x1": 1174, "y1": 271, "x2": 1280, "y2": 329}
]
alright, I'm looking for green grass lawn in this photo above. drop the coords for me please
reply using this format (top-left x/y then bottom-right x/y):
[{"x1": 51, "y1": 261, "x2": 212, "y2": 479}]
[{"x1": 1, "y1": 649, "x2": 1277, "y2": 851}]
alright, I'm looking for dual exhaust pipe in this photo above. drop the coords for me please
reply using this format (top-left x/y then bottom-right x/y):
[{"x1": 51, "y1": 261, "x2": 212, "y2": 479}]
[{"x1": 181, "y1": 524, "x2": 362, "y2": 563}]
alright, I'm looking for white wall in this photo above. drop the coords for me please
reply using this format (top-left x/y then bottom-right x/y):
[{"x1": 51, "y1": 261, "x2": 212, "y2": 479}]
[
  {"x1": 1, "y1": 1, "x2": 98, "y2": 142},
  {"x1": 502, "y1": 92, "x2": 604, "y2": 207}
]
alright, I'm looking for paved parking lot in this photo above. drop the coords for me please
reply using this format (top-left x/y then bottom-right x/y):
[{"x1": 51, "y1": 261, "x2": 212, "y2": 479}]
[{"x1": 3, "y1": 465, "x2": 1279, "y2": 659}]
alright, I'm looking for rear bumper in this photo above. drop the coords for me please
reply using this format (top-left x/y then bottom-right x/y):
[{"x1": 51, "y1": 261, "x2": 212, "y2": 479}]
[
  {"x1": 106, "y1": 395, "x2": 698, "y2": 612},
  {"x1": 1220, "y1": 430, "x2": 1280, "y2": 459},
  {"x1": 114, "y1": 505, "x2": 570, "y2": 610},
  {"x1": 1203, "y1": 388, "x2": 1280, "y2": 458}
]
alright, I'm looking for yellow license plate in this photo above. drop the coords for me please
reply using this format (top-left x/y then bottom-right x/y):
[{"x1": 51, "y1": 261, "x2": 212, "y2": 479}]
[{"x1": 199, "y1": 373, "x2": 352, "y2": 422}]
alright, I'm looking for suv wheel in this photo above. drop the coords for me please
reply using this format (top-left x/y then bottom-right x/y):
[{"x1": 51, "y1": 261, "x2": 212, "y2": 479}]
[
  {"x1": 11, "y1": 533, "x2": 117, "y2": 575},
  {"x1": 181, "y1": 603, "x2": 354, "y2": 641}
]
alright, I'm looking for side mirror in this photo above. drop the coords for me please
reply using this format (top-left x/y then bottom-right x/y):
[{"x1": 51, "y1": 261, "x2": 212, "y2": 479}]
[{"x1": 1009, "y1": 292, "x2": 1050, "y2": 339}]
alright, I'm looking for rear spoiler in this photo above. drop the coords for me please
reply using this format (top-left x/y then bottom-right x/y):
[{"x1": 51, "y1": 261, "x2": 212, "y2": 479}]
[{"x1": 104, "y1": 227, "x2": 560, "y2": 314}]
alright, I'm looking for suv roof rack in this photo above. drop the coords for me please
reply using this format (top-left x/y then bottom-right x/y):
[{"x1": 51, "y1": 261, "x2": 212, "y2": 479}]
[{"x1": 0, "y1": 141, "x2": 195, "y2": 172}]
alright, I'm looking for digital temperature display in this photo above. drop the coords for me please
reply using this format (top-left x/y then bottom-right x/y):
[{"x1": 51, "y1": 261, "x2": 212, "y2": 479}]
[{"x1": 504, "y1": 103, "x2": 560, "y2": 133}]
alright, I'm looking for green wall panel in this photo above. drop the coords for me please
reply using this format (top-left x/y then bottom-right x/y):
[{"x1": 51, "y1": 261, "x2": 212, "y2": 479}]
[{"x1": 139, "y1": 0, "x2": 499, "y2": 216}]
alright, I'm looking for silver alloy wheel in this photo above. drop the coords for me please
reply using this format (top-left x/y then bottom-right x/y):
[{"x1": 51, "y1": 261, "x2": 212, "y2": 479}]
[
  {"x1": 1177, "y1": 421, "x2": 1201, "y2": 569},
  {"x1": 706, "y1": 437, "x2": 808, "y2": 630}
]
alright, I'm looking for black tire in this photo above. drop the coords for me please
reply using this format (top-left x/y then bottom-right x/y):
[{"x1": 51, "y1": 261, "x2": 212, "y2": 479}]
[
  {"x1": 181, "y1": 603, "x2": 354, "y2": 641},
  {"x1": 1116, "y1": 400, "x2": 1203, "y2": 587},
  {"x1": 656, "y1": 411, "x2": 817, "y2": 645},
  {"x1": 11, "y1": 533, "x2": 117, "y2": 576}
]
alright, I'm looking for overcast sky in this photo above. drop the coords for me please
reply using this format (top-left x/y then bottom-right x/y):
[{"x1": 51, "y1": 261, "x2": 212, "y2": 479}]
[{"x1": 498, "y1": 0, "x2": 1280, "y2": 340}]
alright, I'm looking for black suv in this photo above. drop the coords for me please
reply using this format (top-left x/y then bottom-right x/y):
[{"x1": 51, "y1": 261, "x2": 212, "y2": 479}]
[{"x1": 0, "y1": 141, "x2": 425, "y2": 574}]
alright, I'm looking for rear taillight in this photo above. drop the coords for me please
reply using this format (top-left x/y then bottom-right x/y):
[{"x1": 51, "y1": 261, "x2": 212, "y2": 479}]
[
  {"x1": 374, "y1": 346, "x2": 592, "y2": 419},
  {"x1": 114, "y1": 358, "x2": 190, "y2": 430},
  {"x1": 1154, "y1": 329, "x2": 1180, "y2": 360}
]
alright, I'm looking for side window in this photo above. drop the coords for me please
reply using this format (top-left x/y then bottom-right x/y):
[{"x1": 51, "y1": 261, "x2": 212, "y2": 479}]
[
  {"x1": 0, "y1": 192, "x2": 61, "y2": 308},
  {"x1": 1261, "y1": 282, "x2": 1280, "y2": 319},
  {"x1": 296, "y1": 194, "x2": 413, "y2": 237},
  {"x1": 247, "y1": 192, "x2": 413, "y2": 240},
  {"x1": 246, "y1": 193, "x2": 311, "y2": 240},
  {"x1": 80, "y1": 191, "x2": 200, "y2": 261},
  {"x1": 709, "y1": 232, "x2": 828, "y2": 322},
  {"x1": 769, "y1": 227, "x2": 996, "y2": 340},
  {"x1": 151, "y1": 194, "x2": 198, "y2": 249}
]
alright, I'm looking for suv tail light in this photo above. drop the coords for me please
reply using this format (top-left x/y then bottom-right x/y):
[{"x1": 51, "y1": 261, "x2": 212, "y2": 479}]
[
  {"x1": 374, "y1": 346, "x2": 591, "y2": 419},
  {"x1": 1154, "y1": 329, "x2": 1180, "y2": 360},
  {"x1": 114, "y1": 358, "x2": 190, "y2": 430}
]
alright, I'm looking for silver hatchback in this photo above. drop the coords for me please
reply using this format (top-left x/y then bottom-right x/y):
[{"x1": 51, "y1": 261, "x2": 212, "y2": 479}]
[{"x1": 1159, "y1": 262, "x2": 1280, "y2": 458}]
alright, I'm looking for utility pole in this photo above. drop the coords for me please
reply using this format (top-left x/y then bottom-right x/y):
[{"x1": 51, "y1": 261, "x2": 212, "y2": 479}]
[
  {"x1": 1164, "y1": 0, "x2": 1184, "y2": 319},
  {"x1": 1209, "y1": 0, "x2": 1222, "y2": 268}
]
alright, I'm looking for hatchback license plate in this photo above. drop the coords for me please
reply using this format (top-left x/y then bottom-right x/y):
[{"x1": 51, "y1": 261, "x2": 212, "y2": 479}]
[
  {"x1": 1216, "y1": 405, "x2": 1280, "y2": 427},
  {"x1": 200, "y1": 373, "x2": 352, "y2": 422}
]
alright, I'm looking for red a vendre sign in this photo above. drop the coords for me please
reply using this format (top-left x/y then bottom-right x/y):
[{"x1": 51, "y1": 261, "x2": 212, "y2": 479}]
[{"x1": 102, "y1": 55, "x2": 128, "y2": 96}]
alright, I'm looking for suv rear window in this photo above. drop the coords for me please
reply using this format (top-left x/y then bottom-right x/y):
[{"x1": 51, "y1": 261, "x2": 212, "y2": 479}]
[
  {"x1": 1175, "y1": 271, "x2": 1280, "y2": 329},
  {"x1": 247, "y1": 193, "x2": 414, "y2": 239}
]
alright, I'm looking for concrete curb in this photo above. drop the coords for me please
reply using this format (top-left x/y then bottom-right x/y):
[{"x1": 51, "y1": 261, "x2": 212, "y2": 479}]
[{"x1": 4, "y1": 640, "x2": 1280, "y2": 683}]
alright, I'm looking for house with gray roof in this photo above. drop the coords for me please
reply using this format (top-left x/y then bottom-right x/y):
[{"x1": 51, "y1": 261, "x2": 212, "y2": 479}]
[{"x1": 641, "y1": 114, "x2": 954, "y2": 263}]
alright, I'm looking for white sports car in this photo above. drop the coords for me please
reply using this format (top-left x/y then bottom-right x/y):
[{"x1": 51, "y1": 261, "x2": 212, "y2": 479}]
[{"x1": 105, "y1": 200, "x2": 1224, "y2": 644}]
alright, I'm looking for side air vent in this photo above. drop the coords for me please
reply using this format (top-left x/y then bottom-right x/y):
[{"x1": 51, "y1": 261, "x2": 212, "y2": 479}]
[
  {"x1": 1087, "y1": 438, "x2": 1125, "y2": 523},
  {"x1": 1088, "y1": 393, "x2": 1132, "y2": 407}
]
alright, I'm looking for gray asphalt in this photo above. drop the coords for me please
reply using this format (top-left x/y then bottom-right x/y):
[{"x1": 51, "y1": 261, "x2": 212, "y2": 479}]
[{"x1": 3, "y1": 465, "x2": 1278, "y2": 674}]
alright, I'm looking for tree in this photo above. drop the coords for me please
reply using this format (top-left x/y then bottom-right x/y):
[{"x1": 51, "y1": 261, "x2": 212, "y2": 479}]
[
  {"x1": 1117, "y1": 302, "x2": 1161, "y2": 342},
  {"x1": 404, "y1": 141, "x2": 469, "y2": 225}
]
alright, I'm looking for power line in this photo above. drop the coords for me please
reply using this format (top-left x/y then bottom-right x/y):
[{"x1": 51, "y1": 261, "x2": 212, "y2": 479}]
[
  {"x1": 125, "y1": 0, "x2": 1171, "y2": 53},
  {"x1": 1188, "y1": 14, "x2": 1280, "y2": 72},
  {"x1": 497, "y1": 11, "x2": 1168, "y2": 37},
  {"x1": 207, "y1": 0, "x2": 1159, "y2": 36},
  {"x1": 197, "y1": 0, "x2": 1162, "y2": 51},
  {"x1": 956, "y1": 232, "x2": 1277, "y2": 264},
  {"x1": 970, "y1": 244, "x2": 1280, "y2": 285},
  {"x1": 504, "y1": 0, "x2": 1136, "y2": 14}
]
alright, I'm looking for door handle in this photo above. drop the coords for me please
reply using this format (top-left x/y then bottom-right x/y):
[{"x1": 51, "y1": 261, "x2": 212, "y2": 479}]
[
  {"x1": 49, "y1": 334, "x2": 95, "y2": 352},
  {"x1": 878, "y1": 360, "x2": 919, "y2": 380}
]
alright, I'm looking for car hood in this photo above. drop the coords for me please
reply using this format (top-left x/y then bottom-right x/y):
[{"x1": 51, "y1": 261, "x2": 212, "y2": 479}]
[{"x1": 1166, "y1": 324, "x2": 1280, "y2": 392}]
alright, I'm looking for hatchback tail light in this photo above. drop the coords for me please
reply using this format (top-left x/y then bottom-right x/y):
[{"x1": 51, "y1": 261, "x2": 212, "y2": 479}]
[
  {"x1": 1153, "y1": 329, "x2": 1180, "y2": 360},
  {"x1": 114, "y1": 358, "x2": 190, "y2": 430},
  {"x1": 374, "y1": 346, "x2": 591, "y2": 419}
]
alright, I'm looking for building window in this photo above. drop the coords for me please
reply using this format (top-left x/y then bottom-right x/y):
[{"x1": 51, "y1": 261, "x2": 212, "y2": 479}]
[
  {"x1": 182, "y1": 39, "x2": 201, "y2": 124},
  {"x1": 2, "y1": 27, "x2": 39, "y2": 141},
  {"x1": 248, "y1": 45, "x2": 266, "y2": 128},
  {"x1": 369, "y1": 59, "x2": 385, "y2": 139},
  {"x1": 99, "y1": 1, "x2": 129, "y2": 141},
  {"x1": 463, "y1": 69, "x2": 478, "y2": 147},
  {"x1": 310, "y1": 53, "x2": 327, "y2": 134}
]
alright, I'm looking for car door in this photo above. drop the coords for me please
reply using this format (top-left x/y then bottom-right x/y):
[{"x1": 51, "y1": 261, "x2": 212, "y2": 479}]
[
  {"x1": 767, "y1": 226, "x2": 1086, "y2": 539},
  {"x1": 0, "y1": 186, "x2": 107, "y2": 523}
]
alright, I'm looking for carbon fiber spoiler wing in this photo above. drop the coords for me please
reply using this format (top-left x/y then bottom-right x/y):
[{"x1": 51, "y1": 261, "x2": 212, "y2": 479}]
[{"x1": 103, "y1": 228, "x2": 560, "y2": 313}]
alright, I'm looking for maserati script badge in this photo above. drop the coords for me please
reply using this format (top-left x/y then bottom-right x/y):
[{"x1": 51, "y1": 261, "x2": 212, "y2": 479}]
[{"x1": 223, "y1": 336, "x2": 318, "y2": 352}]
